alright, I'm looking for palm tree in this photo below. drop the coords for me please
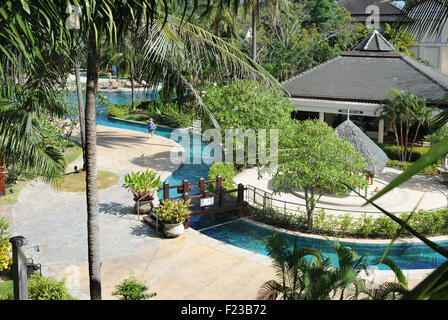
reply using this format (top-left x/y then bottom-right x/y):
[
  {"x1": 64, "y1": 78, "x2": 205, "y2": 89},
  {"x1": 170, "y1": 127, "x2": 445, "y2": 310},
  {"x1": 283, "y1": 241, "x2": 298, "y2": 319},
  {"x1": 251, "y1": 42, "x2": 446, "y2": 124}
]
[
  {"x1": 397, "y1": 0, "x2": 448, "y2": 41},
  {"x1": 377, "y1": 90, "x2": 433, "y2": 162},
  {"x1": 0, "y1": 81, "x2": 67, "y2": 184},
  {"x1": 0, "y1": 0, "x2": 284, "y2": 300},
  {"x1": 257, "y1": 233, "x2": 366, "y2": 300}
]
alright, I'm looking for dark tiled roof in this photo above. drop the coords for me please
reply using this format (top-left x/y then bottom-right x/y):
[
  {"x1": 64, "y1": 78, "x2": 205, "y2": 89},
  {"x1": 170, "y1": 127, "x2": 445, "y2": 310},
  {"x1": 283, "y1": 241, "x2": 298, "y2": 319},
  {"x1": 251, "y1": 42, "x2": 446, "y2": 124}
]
[
  {"x1": 282, "y1": 51, "x2": 448, "y2": 105},
  {"x1": 354, "y1": 30, "x2": 396, "y2": 51},
  {"x1": 339, "y1": 0, "x2": 412, "y2": 22},
  {"x1": 340, "y1": 0, "x2": 403, "y2": 15}
]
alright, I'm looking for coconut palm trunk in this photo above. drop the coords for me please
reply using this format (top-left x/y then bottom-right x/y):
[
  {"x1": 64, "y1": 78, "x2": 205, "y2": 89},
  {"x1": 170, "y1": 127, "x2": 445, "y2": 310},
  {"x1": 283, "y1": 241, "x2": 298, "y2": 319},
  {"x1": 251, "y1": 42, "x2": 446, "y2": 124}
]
[
  {"x1": 74, "y1": 62, "x2": 86, "y2": 169},
  {"x1": 130, "y1": 61, "x2": 135, "y2": 110},
  {"x1": 85, "y1": 29, "x2": 102, "y2": 300},
  {"x1": 251, "y1": 1, "x2": 258, "y2": 61}
]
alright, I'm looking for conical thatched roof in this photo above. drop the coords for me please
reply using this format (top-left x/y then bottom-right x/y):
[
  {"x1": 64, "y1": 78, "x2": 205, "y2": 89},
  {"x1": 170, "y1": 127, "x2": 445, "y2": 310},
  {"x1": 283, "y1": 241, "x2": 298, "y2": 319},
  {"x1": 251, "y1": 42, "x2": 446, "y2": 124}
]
[{"x1": 336, "y1": 120, "x2": 388, "y2": 174}]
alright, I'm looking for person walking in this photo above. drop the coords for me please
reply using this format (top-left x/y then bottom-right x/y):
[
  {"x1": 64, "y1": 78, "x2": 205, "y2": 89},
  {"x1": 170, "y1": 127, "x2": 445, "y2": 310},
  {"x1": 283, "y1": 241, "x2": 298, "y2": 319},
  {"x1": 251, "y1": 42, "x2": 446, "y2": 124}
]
[{"x1": 147, "y1": 118, "x2": 156, "y2": 140}]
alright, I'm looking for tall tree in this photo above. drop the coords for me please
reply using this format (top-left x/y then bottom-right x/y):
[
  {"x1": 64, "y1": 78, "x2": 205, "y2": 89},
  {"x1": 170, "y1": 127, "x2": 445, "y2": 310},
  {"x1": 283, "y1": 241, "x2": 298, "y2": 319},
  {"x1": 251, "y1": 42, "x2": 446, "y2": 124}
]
[
  {"x1": 273, "y1": 119, "x2": 368, "y2": 231},
  {"x1": 0, "y1": 0, "x2": 284, "y2": 300}
]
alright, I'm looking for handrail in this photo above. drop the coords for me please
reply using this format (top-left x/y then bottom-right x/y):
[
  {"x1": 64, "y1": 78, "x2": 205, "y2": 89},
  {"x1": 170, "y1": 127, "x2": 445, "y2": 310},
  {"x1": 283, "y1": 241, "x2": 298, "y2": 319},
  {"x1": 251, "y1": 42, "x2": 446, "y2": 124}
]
[{"x1": 244, "y1": 184, "x2": 447, "y2": 216}]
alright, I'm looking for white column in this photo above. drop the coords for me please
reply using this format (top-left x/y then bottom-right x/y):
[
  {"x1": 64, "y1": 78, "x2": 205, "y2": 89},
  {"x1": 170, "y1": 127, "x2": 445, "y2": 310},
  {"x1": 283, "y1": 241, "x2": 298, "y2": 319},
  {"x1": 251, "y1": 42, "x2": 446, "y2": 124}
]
[
  {"x1": 378, "y1": 118, "x2": 384, "y2": 144},
  {"x1": 319, "y1": 112, "x2": 325, "y2": 122}
]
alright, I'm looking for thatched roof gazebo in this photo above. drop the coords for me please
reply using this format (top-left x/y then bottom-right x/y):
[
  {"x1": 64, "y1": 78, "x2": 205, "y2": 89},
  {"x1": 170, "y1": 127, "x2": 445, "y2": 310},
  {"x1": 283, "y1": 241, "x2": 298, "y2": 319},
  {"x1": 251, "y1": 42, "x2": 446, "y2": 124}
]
[{"x1": 336, "y1": 120, "x2": 388, "y2": 175}]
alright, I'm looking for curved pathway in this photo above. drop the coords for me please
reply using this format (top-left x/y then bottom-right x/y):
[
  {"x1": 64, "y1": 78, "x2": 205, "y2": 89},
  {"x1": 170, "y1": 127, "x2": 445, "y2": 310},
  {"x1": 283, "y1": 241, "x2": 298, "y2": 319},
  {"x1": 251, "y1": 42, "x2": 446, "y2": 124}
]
[
  {"x1": 235, "y1": 167, "x2": 448, "y2": 217},
  {"x1": 0, "y1": 125, "x2": 276, "y2": 300}
]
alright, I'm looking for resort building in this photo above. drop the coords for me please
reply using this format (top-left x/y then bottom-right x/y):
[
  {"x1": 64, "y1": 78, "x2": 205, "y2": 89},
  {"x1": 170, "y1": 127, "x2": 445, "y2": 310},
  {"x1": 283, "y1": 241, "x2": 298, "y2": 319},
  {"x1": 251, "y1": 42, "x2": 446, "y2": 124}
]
[
  {"x1": 340, "y1": 0, "x2": 448, "y2": 76},
  {"x1": 339, "y1": 0, "x2": 412, "y2": 31},
  {"x1": 283, "y1": 31, "x2": 448, "y2": 144}
]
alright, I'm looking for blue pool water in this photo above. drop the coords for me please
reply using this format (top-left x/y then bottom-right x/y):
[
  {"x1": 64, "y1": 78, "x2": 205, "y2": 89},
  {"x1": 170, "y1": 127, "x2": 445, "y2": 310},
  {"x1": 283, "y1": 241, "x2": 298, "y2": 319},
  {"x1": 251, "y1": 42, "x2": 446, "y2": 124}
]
[{"x1": 91, "y1": 90, "x2": 448, "y2": 270}]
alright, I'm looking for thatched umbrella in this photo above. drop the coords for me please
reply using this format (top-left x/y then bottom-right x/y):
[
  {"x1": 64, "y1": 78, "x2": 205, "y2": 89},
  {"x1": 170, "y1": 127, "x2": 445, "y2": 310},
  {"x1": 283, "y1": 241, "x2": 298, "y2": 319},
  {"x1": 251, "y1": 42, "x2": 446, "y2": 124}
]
[{"x1": 336, "y1": 120, "x2": 388, "y2": 176}]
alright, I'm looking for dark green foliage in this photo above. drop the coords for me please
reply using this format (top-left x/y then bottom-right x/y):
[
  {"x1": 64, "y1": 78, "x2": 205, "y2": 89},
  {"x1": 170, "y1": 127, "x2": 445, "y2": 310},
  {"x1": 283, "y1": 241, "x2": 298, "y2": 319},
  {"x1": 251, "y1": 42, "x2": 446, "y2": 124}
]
[
  {"x1": 257, "y1": 233, "x2": 365, "y2": 300},
  {"x1": 28, "y1": 273, "x2": 74, "y2": 300},
  {"x1": 107, "y1": 106, "x2": 125, "y2": 118},
  {"x1": 380, "y1": 144, "x2": 430, "y2": 162},
  {"x1": 200, "y1": 80, "x2": 294, "y2": 131},
  {"x1": 112, "y1": 272, "x2": 156, "y2": 300}
]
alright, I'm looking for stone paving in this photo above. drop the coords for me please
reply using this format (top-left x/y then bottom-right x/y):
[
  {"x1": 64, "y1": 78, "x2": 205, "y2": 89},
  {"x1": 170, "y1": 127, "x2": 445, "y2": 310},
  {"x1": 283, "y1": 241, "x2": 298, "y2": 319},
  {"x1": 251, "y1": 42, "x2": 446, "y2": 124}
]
[{"x1": 0, "y1": 125, "x2": 276, "y2": 300}]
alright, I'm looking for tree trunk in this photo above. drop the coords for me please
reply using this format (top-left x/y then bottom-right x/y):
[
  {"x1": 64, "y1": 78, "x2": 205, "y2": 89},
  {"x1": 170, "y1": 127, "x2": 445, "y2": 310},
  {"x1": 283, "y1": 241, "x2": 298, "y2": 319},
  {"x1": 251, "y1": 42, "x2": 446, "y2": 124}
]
[
  {"x1": 252, "y1": 1, "x2": 258, "y2": 62},
  {"x1": 85, "y1": 29, "x2": 102, "y2": 300},
  {"x1": 74, "y1": 62, "x2": 86, "y2": 170},
  {"x1": 130, "y1": 61, "x2": 135, "y2": 110},
  {"x1": 408, "y1": 122, "x2": 422, "y2": 162}
]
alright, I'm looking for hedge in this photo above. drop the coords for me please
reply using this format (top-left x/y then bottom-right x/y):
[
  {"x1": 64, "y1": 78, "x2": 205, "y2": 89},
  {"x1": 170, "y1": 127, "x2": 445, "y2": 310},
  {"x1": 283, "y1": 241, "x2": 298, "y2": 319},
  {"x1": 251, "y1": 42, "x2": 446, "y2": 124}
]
[
  {"x1": 379, "y1": 143, "x2": 429, "y2": 162},
  {"x1": 249, "y1": 206, "x2": 448, "y2": 239}
]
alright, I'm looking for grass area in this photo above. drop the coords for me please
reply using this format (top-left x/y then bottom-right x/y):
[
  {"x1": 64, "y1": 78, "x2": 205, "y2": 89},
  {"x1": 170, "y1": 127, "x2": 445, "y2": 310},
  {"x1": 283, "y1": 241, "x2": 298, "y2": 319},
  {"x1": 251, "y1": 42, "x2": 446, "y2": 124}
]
[
  {"x1": 64, "y1": 140, "x2": 83, "y2": 165},
  {"x1": 52, "y1": 170, "x2": 120, "y2": 192},
  {"x1": 0, "y1": 280, "x2": 13, "y2": 300}
]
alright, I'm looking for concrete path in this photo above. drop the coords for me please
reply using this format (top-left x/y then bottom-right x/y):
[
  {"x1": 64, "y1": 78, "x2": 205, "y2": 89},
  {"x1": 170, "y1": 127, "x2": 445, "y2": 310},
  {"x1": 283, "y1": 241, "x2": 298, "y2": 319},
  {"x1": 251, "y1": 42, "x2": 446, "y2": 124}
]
[
  {"x1": 0, "y1": 125, "x2": 276, "y2": 300},
  {"x1": 235, "y1": 167, "x2": 448, "y2": 218}
]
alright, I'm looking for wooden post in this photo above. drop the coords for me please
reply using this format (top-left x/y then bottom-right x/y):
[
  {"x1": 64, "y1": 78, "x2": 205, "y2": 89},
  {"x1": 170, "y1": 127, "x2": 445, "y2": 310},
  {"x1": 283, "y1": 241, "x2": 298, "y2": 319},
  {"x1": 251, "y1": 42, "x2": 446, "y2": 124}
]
[
  {"x1": 163, "y1": 181, "x2": 169, "y2": 202},
  {"x1": 219, "y1": 187, "x2": 225, "y2": 207},
  {"x1": 216, "y1": 175, "x2": 222, "y2": 194},
  {"x1": 237, "y1": 184, "x2": 244, "y2": 203},
  {"x1": 199, "y1": 177, "x2": 205, "y2": 196},
  {"x1": 182, "y1": 179, "x2": 190, "y2": 201}
]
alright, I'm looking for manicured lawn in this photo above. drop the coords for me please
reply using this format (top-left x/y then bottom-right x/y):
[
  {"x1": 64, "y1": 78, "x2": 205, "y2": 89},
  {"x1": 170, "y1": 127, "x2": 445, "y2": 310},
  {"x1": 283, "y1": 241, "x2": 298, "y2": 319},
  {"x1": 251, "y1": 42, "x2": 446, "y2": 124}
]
[
  {"x1": 0, "y1": 280, "x2": 13, "y2": 300},
  {"x1": 52, "y1": 170, "x2": 120, "y2": 192},
  {"x1": 64, "y1": 140, "x2": 83, "y2": 165}
]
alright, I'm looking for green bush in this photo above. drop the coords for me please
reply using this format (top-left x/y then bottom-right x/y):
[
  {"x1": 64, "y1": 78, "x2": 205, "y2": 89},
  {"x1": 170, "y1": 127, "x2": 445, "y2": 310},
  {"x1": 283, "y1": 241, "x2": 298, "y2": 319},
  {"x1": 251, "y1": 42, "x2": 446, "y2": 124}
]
[
  {"x1": 28, "y1": 273, "x2": 73, "y2": 300},
  {"x1": 380, "y1": 143, "x2": 429, "y2": 162},
  {"x1": 112, "y1": 272, "x2": 156, "y2": 300},
  {"x1": 207, "y1": 163, "x2": 237, "y2": 192},
  {"x1": 107, "y1": 106, "x2": 125, "y2": 118}
]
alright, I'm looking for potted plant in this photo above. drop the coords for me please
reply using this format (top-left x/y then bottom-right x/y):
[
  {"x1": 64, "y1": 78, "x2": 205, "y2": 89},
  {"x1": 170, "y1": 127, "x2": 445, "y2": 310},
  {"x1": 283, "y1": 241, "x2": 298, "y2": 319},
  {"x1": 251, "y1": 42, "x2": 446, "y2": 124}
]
[
  {"x1": 122, "y1": 169, "x2": 162, "y2": 214},
  {"x1": 156, "y1": 199, "x2": 191, "y2": 237}
]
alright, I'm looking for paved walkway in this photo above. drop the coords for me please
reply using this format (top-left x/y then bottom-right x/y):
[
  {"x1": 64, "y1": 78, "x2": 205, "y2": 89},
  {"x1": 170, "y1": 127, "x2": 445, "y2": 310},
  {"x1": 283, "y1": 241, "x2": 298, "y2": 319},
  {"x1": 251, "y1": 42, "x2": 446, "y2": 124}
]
[
  {"x1": 0, "y1": 125, "x2": 276, "y2": 300},
  {"x1": 235, "y1": 167, "x2": 448, "y2": 217}
]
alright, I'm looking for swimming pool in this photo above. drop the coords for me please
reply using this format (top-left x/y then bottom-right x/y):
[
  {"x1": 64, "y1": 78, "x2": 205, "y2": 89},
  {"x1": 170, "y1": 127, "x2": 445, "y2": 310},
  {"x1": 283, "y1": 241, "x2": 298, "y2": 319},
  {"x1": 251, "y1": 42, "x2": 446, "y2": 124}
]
[{"x1": 93, "y1": 90, "x2": 448, "y2": 270}]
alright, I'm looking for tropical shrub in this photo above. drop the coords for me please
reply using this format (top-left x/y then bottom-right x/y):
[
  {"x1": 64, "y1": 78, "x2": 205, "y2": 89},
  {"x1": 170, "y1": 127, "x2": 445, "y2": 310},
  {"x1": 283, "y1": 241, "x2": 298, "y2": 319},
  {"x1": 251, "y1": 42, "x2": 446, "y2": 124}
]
[
  {"x1": 156, "y1": 199, "x2": 191, "y2": 224},
  {"x1": 206, "y1": 163, "x2": 237, "y2": 192},
  {"x1": 380, "y1": 144, "x2": 430, "y2": 162},
  {"x1": 28, "y1": 273, "x2": 73, "y2": 300},
  {"x1": 377, "y1": 90, "x2": 433, "y2": 163},
  {"x1": 112, "y1": 271, "x2": 156, "y2": 300},
  {"x1": 123, "y1": 170, "x2": 162, "y2": 201},
  {"x1": 257, "y1": 233, "x2": 366, "y2": 300},
  {"x1": 107, "y1": 106, "x2": 125, "y2": 118}
]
